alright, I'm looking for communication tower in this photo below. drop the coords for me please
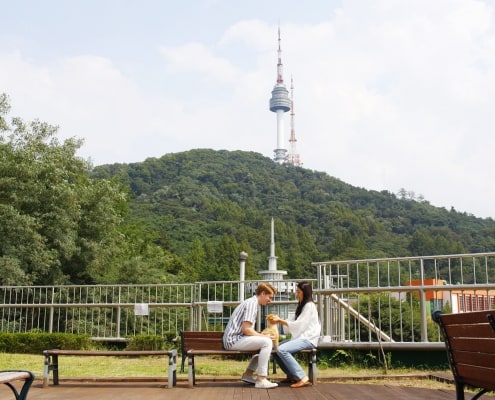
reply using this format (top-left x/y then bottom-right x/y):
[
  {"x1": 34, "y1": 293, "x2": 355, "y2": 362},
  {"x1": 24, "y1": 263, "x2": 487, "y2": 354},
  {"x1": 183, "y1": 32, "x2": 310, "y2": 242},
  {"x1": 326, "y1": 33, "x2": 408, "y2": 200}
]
[
  {"x1": 287, "y1": 77, "x2": 302, "y2": 166},
  {"x1": 269, "y1": 28, "x2": 291, "y2": 164}
]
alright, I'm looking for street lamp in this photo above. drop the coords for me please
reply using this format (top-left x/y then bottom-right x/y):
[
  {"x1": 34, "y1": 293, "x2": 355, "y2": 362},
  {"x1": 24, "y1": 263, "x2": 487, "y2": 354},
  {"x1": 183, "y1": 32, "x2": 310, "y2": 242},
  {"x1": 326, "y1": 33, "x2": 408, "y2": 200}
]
[{"x1": 239, "y1": 251, "x2": 248, "y2": 302}]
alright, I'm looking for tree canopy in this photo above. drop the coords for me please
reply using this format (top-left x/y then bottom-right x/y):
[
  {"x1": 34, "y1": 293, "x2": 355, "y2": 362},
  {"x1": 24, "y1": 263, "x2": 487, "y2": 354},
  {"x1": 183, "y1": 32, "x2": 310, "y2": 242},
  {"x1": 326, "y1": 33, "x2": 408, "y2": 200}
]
[{"x1": 0, "y1": 94, "x2": 187, "y2": 285}]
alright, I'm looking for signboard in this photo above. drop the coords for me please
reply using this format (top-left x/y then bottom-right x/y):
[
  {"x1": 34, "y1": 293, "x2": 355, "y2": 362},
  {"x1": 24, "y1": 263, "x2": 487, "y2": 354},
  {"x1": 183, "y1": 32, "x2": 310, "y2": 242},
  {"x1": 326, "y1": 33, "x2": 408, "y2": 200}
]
[{"x1": 134, "y1": 303, "x2": 149, "y2": 316}]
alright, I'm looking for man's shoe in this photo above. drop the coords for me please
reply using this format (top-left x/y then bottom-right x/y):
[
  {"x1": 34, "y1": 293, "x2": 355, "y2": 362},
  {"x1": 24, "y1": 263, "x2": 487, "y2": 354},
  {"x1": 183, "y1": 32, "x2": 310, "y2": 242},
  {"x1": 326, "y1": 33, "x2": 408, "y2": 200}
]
[
  {"x1": 255, "y1": 379, "x2": 278, "y2": 389},
  {"x1": 241, "y1": 373, "x2": 256, "y2": 385}
]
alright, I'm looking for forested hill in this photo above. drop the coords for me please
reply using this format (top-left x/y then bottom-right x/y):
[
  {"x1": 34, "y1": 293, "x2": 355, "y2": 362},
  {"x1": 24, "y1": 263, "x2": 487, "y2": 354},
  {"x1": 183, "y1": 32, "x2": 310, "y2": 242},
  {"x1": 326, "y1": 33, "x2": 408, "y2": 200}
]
[{"x1": 93, "y1": 149, "x2": 495, "y2": 280}]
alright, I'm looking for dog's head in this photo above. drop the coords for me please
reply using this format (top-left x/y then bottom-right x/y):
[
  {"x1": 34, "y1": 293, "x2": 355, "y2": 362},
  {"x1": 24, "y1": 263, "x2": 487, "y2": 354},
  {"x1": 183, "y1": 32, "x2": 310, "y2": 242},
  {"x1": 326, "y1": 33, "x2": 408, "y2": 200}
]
[{"x1": 265, "y1": 313, "x2": 277, "y2": 326}]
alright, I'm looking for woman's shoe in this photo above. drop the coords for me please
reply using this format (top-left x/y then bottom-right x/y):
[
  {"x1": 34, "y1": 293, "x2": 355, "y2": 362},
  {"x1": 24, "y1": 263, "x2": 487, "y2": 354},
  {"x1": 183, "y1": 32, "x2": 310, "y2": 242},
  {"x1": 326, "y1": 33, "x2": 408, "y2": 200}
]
[{"x1": 290, "y1": 379, "x2": 311, "y2": 388}]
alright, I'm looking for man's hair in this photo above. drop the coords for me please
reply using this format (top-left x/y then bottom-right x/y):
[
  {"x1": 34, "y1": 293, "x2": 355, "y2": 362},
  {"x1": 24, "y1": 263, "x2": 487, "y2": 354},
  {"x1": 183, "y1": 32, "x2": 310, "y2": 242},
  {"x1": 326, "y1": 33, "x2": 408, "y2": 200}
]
[{"x1": 255, "y1": 283, "x2": 277, "y2": 296}]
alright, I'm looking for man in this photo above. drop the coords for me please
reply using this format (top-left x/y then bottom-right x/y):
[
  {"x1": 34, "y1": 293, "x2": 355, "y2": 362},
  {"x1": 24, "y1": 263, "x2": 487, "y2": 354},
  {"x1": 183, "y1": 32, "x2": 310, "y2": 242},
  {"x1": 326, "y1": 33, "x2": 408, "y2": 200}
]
[{"x1": 223, "y1": 283, "x2": 278, "y2": 389}]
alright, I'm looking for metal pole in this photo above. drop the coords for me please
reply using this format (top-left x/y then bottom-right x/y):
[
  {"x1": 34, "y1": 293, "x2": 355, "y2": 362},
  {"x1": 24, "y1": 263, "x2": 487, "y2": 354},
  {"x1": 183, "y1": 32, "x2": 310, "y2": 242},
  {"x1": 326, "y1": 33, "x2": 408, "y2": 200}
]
[{"x1": 239, "y1": 251, "x2": 248, "y2": 302}]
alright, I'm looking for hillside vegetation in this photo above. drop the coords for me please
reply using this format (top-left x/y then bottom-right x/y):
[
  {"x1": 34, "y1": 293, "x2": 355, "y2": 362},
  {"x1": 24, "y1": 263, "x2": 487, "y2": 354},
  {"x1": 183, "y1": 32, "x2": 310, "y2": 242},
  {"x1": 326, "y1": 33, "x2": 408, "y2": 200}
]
[
  {"x1": 3, "y1": 91, "x2": 494, "y2": 286},
  {"x1": 93, "y1": 148, "x2": 495, "y2": 281}
]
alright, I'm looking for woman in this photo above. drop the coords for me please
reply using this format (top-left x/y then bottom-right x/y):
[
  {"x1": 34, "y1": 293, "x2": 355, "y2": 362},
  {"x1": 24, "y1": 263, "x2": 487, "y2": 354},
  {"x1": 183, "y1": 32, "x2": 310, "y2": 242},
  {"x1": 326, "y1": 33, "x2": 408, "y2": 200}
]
[{"x1": 269, "y1": 281, "x2": 320, "y2": 388}]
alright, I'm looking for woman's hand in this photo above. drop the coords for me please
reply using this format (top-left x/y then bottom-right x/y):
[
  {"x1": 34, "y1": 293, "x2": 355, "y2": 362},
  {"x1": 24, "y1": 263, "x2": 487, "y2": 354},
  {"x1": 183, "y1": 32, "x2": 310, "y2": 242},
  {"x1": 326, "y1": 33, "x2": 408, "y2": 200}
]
[{"x1": 267, "y1": 314, "x2": 282, "y2": 324}]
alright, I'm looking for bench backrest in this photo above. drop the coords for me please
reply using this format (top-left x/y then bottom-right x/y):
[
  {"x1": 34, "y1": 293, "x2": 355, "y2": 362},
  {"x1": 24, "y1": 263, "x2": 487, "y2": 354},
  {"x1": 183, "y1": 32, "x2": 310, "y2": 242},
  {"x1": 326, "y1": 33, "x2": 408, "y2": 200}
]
[
  {"x1": 434, "y1": 310, "x2": 495, "y2": 391},
  {"x1": 180, "y1": 331, "x2": 224, "y2": 356}
]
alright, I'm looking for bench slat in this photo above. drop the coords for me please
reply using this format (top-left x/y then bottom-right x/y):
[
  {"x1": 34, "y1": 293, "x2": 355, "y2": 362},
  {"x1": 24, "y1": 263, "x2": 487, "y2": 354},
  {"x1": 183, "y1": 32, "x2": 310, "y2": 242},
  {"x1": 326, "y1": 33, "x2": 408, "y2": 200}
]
[
  {"x1": 446, "y1": 323, "x2": 495, "y2": 338},
  {"x1": 450, "y1": 337, "x2": 495, "y2": 353},
  {"x1": 189, "y1": 350, "x2": 257, "y2": 355},
  {"x1": 453, "y1": 350, "x2": 495, "y2": 369},
  {"x1": 184, "y1": 341, "x2": 224, "y2": 351},
  {"x1": 456, "y1": 364, "x2": 495, "y2": 391},
  {"x1": 440, "y1": 310, "x2": 495, "y2": 325},
  {"x1": 182, "y1": 331, "x2": 224, "y2": 337},
  {"x1": 0, "y1": 371, "x2": 31, "y2": 383},
  {"x1": 181, "y1": 332, "x2": 224, "y2": 352},
  {"x1": 44, "y1": 349, "x2": 172, "y2": 356}
]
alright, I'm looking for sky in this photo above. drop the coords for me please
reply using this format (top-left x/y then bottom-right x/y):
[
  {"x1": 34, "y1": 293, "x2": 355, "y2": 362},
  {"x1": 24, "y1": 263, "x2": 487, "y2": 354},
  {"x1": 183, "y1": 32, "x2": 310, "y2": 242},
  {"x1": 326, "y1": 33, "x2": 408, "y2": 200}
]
[{"x1": 1, "y1": 0, "x2": 495, "y2": 219}]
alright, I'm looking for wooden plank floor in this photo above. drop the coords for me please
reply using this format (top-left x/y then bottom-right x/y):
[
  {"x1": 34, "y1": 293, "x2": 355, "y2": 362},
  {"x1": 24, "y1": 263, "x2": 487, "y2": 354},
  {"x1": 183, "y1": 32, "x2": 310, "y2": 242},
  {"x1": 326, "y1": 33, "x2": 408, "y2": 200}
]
[{"x1": 6, "y1": 379, "x2": 495, "y2": 400}]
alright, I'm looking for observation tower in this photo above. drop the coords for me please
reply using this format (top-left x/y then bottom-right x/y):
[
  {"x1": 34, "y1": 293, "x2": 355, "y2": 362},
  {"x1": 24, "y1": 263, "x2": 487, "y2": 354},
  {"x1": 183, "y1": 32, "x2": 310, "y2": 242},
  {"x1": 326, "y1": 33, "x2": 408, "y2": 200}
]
[{"x1": 269, "y1": 28, "x2": 291, "y2": 164}]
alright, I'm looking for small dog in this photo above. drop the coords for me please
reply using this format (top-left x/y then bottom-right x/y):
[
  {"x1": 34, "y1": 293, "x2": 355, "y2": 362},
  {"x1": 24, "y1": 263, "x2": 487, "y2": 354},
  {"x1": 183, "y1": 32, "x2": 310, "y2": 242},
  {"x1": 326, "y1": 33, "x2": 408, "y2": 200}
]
[{"x1": 261, "y1": 313, "x2": 280, "y2": 348}]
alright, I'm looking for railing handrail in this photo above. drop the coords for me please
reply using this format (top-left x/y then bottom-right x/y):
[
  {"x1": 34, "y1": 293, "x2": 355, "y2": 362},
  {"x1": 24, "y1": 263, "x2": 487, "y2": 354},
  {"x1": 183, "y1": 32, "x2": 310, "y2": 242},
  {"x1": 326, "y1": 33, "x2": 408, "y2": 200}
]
[{"x1": 312, "y1": 251, "x2": 495, "y2": 266}]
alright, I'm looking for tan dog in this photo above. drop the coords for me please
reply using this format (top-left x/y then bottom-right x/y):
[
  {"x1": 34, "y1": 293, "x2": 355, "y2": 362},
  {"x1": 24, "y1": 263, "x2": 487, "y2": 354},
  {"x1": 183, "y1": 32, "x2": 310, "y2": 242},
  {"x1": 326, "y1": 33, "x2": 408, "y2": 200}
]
[{"x1": 261, "y1": 313, "x2": 280, "y2": 348}]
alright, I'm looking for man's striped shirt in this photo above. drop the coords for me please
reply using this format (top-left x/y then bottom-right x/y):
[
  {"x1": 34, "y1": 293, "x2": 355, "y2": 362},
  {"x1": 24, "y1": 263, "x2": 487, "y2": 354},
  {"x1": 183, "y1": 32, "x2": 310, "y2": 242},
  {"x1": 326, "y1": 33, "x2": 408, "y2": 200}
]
[{"x1": 223, "y1": 295, "x2": 258, "y2": 349}]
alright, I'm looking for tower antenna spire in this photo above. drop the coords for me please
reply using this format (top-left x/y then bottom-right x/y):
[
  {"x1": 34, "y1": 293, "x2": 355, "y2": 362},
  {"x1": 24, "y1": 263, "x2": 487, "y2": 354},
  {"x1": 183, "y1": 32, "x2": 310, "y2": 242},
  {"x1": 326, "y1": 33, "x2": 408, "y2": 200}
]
[
  {"x1": 277, "y1": 26, "x2": 284, "y2": 84},
  {"x1": 269, "y1": 26, "x2": 290, "y2": 164},
  {"x1": 287, "y1": 76, "x2": 302, "y2": 166}
]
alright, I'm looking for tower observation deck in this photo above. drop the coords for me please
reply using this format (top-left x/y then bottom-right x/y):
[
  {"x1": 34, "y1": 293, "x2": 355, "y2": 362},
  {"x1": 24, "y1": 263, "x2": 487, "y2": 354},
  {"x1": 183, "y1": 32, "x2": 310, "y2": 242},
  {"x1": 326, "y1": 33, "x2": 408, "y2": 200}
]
[{"x1": 269, "y1": 28, "x2": 291, "y2": 164}]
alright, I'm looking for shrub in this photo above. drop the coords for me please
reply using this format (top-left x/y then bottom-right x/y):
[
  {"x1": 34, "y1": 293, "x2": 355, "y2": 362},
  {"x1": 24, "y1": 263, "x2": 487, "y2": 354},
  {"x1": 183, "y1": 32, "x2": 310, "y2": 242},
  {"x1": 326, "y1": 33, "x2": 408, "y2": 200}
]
[
  {"x1": 126, "y1": 334, "x2": 165, "y2": 350},
  {"x1": 0, "y1": 332, "x2": 92, "y2": 353}
]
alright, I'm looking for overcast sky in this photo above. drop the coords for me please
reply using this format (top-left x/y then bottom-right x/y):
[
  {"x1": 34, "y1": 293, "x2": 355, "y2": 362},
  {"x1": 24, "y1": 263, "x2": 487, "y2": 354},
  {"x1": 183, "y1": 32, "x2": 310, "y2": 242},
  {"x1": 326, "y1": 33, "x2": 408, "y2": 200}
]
[{"x1": 1, "y1": 0, "x2": 495, "y2": 219}]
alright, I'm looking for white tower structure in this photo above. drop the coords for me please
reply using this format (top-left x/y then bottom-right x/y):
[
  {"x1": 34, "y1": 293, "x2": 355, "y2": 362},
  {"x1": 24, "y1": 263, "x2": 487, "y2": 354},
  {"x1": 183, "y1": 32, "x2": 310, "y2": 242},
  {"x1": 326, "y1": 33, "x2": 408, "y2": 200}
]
[
  {"x1": 269, "y1": 28, "x2": 291, "y2": 164},
  {"x1": 287, "y1": 77, "x2": 302, "y2": 167},
  {"x1": 258, "y1": 218, "x2": 287, "y2": 282},
  {"x1": 257, "y1": 219, "x2": 295, "y2": 321}
]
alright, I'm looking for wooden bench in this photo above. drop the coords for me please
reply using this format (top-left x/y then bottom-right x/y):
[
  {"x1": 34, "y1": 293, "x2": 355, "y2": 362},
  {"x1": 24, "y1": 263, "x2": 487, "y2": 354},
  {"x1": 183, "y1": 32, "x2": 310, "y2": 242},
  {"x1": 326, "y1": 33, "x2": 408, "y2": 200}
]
[
  {"x1": 433, "y1": 310, "x2": 495, "y2": 400},
  {"x1": 0, "y1": 370, "x2": 35, "y2": 400},
  {"x1": 180, "y1": 330, "x2": 317, "y2": 388},
  {"x1": 42, "y1": 349, "x2": 177, "y2": 388}
]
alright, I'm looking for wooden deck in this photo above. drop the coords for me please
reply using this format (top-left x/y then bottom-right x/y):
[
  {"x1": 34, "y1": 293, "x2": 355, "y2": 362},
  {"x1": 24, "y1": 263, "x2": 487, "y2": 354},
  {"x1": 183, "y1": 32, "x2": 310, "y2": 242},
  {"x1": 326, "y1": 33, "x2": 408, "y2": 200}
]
[{"x1": 6, "y1": 378, "x2": 495, "y2": 400}]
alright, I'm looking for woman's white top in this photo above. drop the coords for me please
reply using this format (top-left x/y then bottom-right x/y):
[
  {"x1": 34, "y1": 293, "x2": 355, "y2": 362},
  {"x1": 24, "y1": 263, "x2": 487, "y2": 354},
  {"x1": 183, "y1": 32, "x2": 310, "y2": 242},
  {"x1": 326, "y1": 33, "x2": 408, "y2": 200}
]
[{"x1": 283, "y1": 301, "x2": 321, "y2": 347}]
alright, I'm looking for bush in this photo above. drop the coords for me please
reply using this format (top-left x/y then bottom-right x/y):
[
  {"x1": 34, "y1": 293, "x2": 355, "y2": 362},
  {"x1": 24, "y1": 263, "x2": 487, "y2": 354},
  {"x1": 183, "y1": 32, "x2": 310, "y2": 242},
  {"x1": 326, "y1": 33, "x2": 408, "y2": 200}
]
[
  {"x1": 0, "y1": 331, "x2": 179, "y2": 353},
  {"x1": 0, "y1": 332, "x2": 92, "y2": 354},
  {"x1": 125, "y1": 332, "x2": 179, "y2": 350},
  {"x1": 126, "y1": 335, "x2": 165, "y2": 350}
]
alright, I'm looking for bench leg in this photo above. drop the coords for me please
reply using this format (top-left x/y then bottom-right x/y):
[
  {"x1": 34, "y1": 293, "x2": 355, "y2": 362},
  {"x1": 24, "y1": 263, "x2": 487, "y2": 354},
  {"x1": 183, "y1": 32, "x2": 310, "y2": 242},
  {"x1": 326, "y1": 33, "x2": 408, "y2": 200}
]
[
  {"x1": 18, "y1": 371, "x2": 34, "y2": 400},
  {"x1": 472, "y1": 388, "x2": 489, "y2": 400},
  {"x1": 167, "y1": 350, "x2": 177, "y2": 388},
  {"x1": 308, "y1": 350, "x2": 317, "y2": 386},
  {"x1": 42, "y1": 352, "x2": 59, "y2": 387},
  {"x1": 42, "y1": 352, "x2": 50, "y2": 388},
  {"x1": 3, "y1": 371, "x2": 34, "y2": 400},
  {"x1": 52, "y1": 354, "x2": 59, "y2": 385},
  {"x1": 187, "y1": 355, "x2": 194, "y2": 388},
  {"x1": 180, "y1": 354, "x2": 186, "y2": 374},
  {"x1": 43, "y1": 352, "x2": 58, "y2": 387}
]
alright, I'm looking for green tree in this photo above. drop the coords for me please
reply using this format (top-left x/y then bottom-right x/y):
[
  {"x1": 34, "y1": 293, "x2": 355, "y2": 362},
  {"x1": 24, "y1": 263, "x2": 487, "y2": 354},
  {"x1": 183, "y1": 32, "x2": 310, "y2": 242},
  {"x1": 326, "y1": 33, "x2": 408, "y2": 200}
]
[{"x1": 0, "y1": 94, "x2": 127, "y2": 285}]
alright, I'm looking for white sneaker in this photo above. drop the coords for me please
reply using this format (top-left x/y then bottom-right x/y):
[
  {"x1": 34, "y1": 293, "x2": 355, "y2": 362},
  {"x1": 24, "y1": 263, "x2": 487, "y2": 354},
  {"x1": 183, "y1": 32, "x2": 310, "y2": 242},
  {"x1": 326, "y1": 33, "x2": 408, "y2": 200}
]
[
  {"x1": 241, "y1": 373, "x2": 256, "y2": 385},
  {"x1": 255, "y1": 379, "x2": 278, "y2": 389}
]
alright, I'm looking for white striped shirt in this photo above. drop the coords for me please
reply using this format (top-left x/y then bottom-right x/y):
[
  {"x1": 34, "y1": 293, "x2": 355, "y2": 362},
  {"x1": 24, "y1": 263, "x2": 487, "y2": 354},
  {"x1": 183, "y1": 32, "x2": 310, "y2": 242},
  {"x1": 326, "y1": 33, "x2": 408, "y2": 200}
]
[{"x1": 223, "y1": 295, "x2": 258, "y2": 349}]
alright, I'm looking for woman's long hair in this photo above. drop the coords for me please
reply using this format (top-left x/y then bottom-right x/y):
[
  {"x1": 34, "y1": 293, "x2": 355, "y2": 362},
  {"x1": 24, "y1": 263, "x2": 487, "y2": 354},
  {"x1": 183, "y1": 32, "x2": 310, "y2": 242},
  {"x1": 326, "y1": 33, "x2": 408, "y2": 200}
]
[{"x1": 294, "y1": 281, "x2": 314, "y2": 319}]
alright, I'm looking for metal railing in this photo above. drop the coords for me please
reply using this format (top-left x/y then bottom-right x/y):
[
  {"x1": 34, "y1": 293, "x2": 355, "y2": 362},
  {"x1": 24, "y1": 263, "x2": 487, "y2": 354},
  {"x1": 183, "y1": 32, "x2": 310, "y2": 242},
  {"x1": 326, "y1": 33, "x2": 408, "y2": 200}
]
[
  {"x1": 0, "y1": 280, "x2": 302, "y2": 339},
  {"x1": 313, "y1": 252, "x2": 495, "y2": 350},
  {"x1": 1, "y1": 252, "x2": 495, "y2": 349}
]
